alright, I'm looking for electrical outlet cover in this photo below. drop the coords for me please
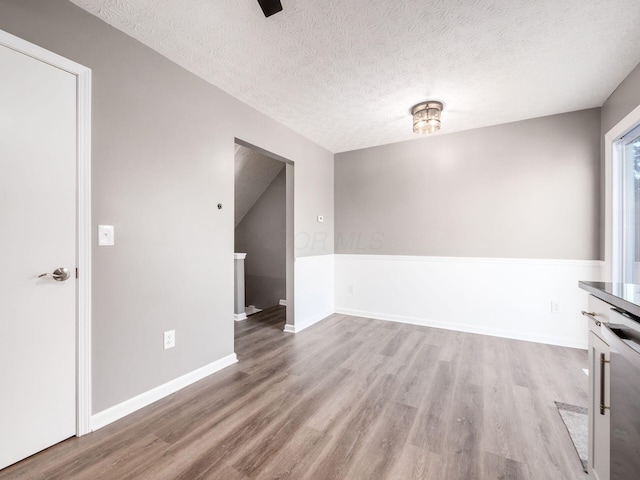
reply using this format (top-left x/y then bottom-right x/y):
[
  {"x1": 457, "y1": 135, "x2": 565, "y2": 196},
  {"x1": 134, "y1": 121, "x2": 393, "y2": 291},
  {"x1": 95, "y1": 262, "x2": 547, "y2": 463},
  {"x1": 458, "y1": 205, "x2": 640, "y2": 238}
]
[{"x1": 164, "y1": 330, "x2": 176, "y2": 349}]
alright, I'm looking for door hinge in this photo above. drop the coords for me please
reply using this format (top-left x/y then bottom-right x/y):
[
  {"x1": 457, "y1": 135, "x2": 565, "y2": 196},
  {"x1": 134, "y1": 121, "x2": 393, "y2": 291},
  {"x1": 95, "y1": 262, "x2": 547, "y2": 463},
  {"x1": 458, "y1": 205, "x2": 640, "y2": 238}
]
[{"x1": 76, "y1": 267, "x2": 79, "y2": 279}]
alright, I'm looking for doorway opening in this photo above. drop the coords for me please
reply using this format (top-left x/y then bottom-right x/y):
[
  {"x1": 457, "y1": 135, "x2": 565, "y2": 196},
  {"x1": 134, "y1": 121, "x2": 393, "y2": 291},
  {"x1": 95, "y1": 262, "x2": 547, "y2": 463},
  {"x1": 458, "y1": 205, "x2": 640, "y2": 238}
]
[{"x1": 233, "y1": 139, "x2": 294, "y2": 340}]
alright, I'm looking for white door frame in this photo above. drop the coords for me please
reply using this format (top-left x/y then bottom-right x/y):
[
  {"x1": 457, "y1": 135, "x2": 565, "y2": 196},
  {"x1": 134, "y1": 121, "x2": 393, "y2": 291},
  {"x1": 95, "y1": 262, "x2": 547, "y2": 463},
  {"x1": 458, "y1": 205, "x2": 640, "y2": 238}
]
[
  {"x1": 0, "y1": 29, "x2": 92, "y2": 436},
  {"x1": 233, "y1": 138, "x2": 295, "y2": 329}
]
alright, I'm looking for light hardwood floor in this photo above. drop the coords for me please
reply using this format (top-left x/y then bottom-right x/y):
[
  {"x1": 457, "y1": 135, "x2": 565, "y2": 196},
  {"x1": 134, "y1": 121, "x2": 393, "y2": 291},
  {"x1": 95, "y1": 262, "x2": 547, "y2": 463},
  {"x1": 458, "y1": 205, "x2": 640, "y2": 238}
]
[{"x1": 1, "y1": 306, "x2": 588, "y2": 479}]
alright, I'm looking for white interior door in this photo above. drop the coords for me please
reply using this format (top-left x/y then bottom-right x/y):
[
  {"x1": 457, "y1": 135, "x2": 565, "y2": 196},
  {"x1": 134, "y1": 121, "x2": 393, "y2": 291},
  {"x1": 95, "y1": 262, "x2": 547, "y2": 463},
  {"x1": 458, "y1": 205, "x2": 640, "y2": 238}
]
[{"x1": 0, "y1": 43, "x2": 77, "y2": 470}]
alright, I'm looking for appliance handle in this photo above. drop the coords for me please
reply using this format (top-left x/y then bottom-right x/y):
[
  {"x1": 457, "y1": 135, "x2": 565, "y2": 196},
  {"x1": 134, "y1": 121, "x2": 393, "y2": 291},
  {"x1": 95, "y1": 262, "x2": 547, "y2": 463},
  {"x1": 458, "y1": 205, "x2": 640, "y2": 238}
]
[
  {"x1": 599, "y1": 352, "x2": 609, "y2": 415},
  {"x1": 582, "y1": 310, "x2": 601, "y2": 326}
]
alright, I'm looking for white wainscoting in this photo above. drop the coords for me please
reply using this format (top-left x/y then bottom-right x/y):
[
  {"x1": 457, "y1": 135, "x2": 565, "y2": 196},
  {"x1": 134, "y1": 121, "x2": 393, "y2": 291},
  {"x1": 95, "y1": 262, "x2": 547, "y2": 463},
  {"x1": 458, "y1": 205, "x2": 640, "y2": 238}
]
[
  {"x1": 293, "y1": 254, "x2": 335, "y2": 333},
  {"x1": 335, "y1": 254, "x2": 604, "y2": 349}
]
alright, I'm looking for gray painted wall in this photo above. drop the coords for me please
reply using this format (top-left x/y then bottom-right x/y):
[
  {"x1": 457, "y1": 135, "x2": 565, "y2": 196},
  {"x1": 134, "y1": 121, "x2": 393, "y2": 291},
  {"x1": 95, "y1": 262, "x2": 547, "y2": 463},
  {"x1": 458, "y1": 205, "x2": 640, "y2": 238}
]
[
  {"x1": 335, "y1": 109, "x2": 601, "y2": 260},
  {"x1": 234, "y1": 145, "x2": 284, "y2": 227},
  {"x1": 601, "y1": 63, "x2": 640, "y2": 135},
  {"x1": 235, "y1": 169, "x2": 286, "y2": 309},
  {"x1": 0, "y1": 0, "x2": 333, "y2": 413}
]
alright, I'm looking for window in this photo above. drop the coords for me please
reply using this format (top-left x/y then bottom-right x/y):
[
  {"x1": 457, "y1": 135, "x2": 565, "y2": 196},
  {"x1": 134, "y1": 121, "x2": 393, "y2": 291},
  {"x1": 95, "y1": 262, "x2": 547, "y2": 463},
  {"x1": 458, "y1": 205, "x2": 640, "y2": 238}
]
[{"x1": 616, "y1": 124, "x2": 640, "y2": 283}]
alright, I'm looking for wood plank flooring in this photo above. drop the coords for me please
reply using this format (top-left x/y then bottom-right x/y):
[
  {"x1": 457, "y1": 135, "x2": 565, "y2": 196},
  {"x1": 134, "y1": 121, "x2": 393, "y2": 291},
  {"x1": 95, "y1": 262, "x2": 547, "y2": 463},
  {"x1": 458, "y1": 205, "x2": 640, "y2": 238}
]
[{"x1": 0, "y1": 307, "x2": 588, "y2": 479}]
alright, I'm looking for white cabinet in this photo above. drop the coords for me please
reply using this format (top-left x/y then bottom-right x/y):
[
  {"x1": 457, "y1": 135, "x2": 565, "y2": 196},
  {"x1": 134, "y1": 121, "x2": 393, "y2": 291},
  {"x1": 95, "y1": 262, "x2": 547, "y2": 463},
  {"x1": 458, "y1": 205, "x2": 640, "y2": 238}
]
[{"x1": 587, "y1": 295, "x2": 610, "y2": 480}]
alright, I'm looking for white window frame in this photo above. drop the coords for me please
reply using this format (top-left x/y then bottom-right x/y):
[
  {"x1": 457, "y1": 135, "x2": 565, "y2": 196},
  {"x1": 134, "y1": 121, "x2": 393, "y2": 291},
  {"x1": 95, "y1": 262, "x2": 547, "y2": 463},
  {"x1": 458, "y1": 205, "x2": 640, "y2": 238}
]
[
  {"x1": 613, "y1": 125, "x2": 640, "y2": 283},
  {"x1": 605, "y1": 104, "x2": 640, "y2": 283}
]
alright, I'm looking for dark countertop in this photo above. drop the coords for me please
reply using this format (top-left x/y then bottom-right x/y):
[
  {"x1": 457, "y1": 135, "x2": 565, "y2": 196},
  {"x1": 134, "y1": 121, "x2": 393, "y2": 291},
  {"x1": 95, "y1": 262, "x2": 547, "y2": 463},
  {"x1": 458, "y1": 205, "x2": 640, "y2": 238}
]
[{"x1": 579, "y1": 281, "x2": 640, "y2": 318}]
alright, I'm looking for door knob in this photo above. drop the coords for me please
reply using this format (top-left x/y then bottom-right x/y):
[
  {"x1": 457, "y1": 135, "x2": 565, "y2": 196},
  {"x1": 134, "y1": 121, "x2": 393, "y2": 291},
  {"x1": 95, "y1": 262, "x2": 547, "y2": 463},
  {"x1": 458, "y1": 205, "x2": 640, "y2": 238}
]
[{"x1": 38, "y1": 267, "x2": 70, "y2": 282}]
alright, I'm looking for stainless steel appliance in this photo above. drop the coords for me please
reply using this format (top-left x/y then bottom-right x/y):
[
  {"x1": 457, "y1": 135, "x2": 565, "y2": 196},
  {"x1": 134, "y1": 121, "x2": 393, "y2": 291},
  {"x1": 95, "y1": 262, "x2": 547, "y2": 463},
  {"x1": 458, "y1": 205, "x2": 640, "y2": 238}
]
[{"x1": 602, "y1": 308, "x2": 640, "y2": 480}]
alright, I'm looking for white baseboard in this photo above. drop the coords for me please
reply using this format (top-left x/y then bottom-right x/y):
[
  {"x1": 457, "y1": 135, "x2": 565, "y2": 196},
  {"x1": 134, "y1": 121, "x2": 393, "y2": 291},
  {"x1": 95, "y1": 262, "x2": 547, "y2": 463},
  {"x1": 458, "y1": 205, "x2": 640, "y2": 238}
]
[
  {"x1": 295, "y1": 310, "x2": 334, "y2": 333},
  {"x1": 279, "y1": 299, "x2": 287, "y2": 306},
  {"x1": 335, "y1": 307, "x2": 586, "y2": 349},
  {"x1": 91, "y1": 353, "x2": 238, "y2": 431},
  {"x1": 283, "y1": 310, "x2": 333, "y2": 333},
  {"x1": 234, "y1": 313, "x2": 247, "y2": 322}
]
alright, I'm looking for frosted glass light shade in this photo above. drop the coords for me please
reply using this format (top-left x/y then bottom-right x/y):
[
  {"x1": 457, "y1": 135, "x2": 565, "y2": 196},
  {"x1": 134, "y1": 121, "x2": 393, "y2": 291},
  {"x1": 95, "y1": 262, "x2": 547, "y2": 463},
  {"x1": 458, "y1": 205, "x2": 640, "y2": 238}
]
[{"x1": 411, "y1": 101, "x2": 444, "y2": 134}]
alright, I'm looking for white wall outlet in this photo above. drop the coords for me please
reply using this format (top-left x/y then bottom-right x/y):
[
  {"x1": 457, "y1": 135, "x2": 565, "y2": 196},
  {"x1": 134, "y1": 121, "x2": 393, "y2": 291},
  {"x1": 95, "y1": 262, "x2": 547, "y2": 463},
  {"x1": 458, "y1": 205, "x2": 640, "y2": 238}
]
[
  {"x1": 550, "y1": 301, "x2": 561, "y2": 314},
  {"x1": 317, "y1": 215, "x2": 324, "y2": 223},
  {"x1": 164, "y1": 330, "x2": 176, "y2": 349},
  {"x1": 348, "y1": 285, "x2": 354, "y2": 294},
  {"x1": 98, "y1": 225, "x2": 115, "y2": 246}
]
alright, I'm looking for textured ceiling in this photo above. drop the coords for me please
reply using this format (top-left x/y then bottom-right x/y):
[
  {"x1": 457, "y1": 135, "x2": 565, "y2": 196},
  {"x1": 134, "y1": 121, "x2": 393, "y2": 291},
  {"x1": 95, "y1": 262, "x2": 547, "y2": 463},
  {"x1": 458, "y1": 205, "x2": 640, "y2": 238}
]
[
  {"x1": 234, "y1": 145, "x2": 284, "y2": 227},
  {"x1": 71, "y1": 0, "x2": 640, "y2": 153}
]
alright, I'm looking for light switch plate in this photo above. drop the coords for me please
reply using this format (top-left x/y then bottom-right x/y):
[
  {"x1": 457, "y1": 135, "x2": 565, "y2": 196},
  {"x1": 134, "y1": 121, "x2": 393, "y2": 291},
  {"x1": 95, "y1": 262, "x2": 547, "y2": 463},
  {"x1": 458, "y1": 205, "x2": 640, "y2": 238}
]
[{"x1": 98, "y1": 225, "x2": 115, "y2": 246}]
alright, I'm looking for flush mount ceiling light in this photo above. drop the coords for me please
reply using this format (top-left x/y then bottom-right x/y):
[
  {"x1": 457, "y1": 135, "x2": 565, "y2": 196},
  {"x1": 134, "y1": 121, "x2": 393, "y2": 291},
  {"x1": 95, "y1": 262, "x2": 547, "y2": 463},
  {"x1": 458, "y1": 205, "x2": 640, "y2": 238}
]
[{"x1": 411, "y1": 101, "x2": 444, "y2": 134}]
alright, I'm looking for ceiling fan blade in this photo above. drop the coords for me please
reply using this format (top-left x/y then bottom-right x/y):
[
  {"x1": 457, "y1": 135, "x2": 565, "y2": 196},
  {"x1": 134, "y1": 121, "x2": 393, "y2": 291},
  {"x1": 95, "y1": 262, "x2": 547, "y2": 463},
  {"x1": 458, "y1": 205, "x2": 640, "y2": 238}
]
[{"x1": 257, "y1": 0, "x2": 283, "y2": 17}]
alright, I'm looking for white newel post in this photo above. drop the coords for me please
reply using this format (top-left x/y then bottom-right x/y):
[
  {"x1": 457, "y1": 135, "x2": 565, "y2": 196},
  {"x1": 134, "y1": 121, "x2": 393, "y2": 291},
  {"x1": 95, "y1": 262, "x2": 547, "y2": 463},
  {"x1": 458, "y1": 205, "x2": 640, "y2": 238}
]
[{"x1": 234, "y1": 253, "x2": 247, "y2": 321}]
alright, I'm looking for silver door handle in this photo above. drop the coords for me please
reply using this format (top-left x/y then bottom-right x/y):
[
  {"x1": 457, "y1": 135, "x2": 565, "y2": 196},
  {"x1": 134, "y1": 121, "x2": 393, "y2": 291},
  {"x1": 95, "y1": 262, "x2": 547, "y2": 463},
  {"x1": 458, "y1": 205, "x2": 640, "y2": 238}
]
[{"x1": 38, "y1": 267, "x2": 70, "y2": 282}]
